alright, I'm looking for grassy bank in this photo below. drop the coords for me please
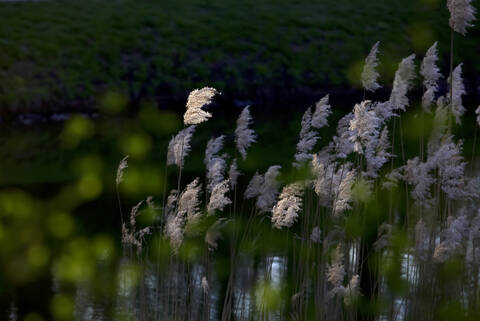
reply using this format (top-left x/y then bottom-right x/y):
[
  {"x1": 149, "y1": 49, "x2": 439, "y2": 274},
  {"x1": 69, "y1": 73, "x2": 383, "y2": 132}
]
[{"x1": 1, "y1": 0, "x2": 478, "y2": 111}]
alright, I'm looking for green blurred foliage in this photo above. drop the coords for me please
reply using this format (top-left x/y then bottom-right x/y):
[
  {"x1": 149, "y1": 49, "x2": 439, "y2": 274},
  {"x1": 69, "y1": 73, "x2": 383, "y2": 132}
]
[
  {"x1": 50, "y1": 294, "x2": 74, "y2": 321},
  {"x1": 99, "y1": 91, "x2": 128, "y2": 114},
  {"x1": 255, "y1": 280, "x2": 284, "y2": 312},
  {"x1": 61, "y1": 116, "x2": 95, "y2": 149}
]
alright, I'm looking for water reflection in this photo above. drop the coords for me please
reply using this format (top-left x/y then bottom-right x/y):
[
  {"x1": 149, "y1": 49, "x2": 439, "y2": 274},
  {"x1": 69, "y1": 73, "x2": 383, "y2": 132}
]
[
  {"x1": 44, "y1": 255, "x2": 290, "y2": 321},
  {"x1": 24, "y1": 247, "x2": 445, "y2": 321}
]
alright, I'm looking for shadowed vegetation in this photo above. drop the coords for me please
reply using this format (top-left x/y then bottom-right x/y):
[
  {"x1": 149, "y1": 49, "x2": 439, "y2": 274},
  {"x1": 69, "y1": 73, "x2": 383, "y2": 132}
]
[{"x1": 0, "y1": 0, "x2": 479, "y2": 111}]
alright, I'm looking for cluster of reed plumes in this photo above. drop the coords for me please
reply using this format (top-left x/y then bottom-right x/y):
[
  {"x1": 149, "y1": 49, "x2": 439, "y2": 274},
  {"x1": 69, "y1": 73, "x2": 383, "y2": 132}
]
[{"x1": 114, "y1": 2, "x2": 480, "y2": 321}]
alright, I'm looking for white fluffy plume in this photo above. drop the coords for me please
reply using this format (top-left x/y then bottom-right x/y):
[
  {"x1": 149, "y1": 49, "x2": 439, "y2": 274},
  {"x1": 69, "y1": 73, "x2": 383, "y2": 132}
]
[
  {"x1": 434, "y1": 214, "x2": 468, "y2": 262},
  {"x1": 228, "y1": 158, "x2": 241, "y2": 188},
  {"x1": 206, "y1": 156, "x2": 227, "y2": 194},
  {"x1": 420, "y1": 42, "x2": 442, "y2": 112},
  {"x1": 207, "y1": 179, "x2": 232, "y2": 215},
  {"x1": 204, "y1": 135, "x2": 227, "y2": 193},
  {"x1": 163, "y1": 190, "x2": 183, "y2": 253},
  {"x1": 403, "y1": 157, "x2": 435, "y2": 207},
  {"x1": 312, "y1": 155, "x2": 337, "y2": 206},
  {"x1": 235, "y1": 106, "x2": 257, "y2": 160},
  {"x1": 365, "y1": 126, "x2": 391, "y2": 178},
  {"x1": 407, "y1": 134, "x2": 473, "y2": 205},
  {"x1": 429, "y1": 135, "x2": 467, "y2": 200},
  {"x1": 312, "y1": 95, "x2": 332, "y2": 128},
  {"x1": 204, "y1": 135, "x2": 225, "y2": 166},
  {"x1": 244, "y1": 171, "x2": 264, "y2": 199},
  {"x1": 167, "y1": 125, "x2": 196, "y2": 169},
  {"x1": 271, "y1": 183, "x2": 304, "y2": 229},
  {"x1": 164, "y1": 213, "x2": 184, "y2": 254},
  {"x1": 361, "y1": 41, "x2": 381, "y2": 92},
  {"x1": 164, "y1": 179, "x2": 203, "y2": 253},
  {"x1": 256, "y1": 165, "x2": 282, "y2": 212},
  {"x1": 447, "y1": 0, "x2": 476, "y2": 35},
  {"x1": 448, "y1": 63, "x2": 466, "y2": 124},
  {"x1": 116, "y1": 155, "x2": 129, "y2": 185},
  {"x1": 178, "y1": 178, "x2": 203, "y2": 227},
  {"x1": 428, "y1": 97, "x2": 450, "y2": 153},
  {"x1": 312, "y1": 156, "x2": 356, "y2": 215},
  {"x1": 349, "y1": 101, "x2": 381, "y2": 154},
  {"x1": 184, "y1": 87, "x2": 219, "y2": 125},
  {"x1": 294, "y1": 108, "x2": 319, "y2": 167},
  {"x1": 332, "y1": 167, "x2": 356, "y2": 216},
  {"x1": 389, "y1": 54, "x2": 416, "y2": 113},
  {"x1": 332, "y1": 112, "x2": 355, "y2": 158}
]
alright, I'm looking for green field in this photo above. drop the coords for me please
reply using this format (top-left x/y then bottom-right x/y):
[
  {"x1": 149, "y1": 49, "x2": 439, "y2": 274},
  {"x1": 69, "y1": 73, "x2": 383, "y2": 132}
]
[{"x1": 1, "y1": 0, "x2": 478, "y2": 111}]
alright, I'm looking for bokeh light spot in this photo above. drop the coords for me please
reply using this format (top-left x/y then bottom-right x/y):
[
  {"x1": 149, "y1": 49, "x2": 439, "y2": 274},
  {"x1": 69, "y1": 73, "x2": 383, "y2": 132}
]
[
  {"x1": 27, "y1": 244, "x2": 50, "y2": 268},
  {"x1": 47, "y1": 211, "x2": 74, "y2": 239},
  {"x1": 99, "y1": 91, "x2": 127, "y2": 114},
  {"x1": 120, "y1": 133, "x2": 152, "y2": 159},
  {"x1": 51, "y1": 294, "x2": 74, "y2": 320},
  {"x1": 77, "y1": 174, "x2": 103, "y2": 200},
  {"x1": 61, "y1": 116, "x2": 95, "y2": 148}
]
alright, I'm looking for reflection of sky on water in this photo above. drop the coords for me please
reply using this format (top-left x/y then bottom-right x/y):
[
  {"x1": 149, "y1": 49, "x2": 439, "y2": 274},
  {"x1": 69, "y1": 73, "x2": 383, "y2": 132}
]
[
  {"x1": 75, "y1": 285, "x2": 107, "y2": 321},
  {"x1": 60, "y1": 255, "x2": 289, "y2": 321},
  {"x1": 4, "y1": 249, "x2": 424, "y2": 321}
]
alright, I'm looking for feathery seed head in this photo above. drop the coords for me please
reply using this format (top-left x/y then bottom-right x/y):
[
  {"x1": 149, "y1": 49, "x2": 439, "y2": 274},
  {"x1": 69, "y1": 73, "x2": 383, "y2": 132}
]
[
  {"x1": 205, "y1": 135, "x2": 225, "y2": 166},
  {"x1": 178, "y1": 178, "x2": 203, "y2": 228},
  {"x1": 235, "y1": 106, "x2": 257, "y2": 160},
  {"x1": 389, "y1": 54, "x2": 416, "y2": 113},
  {"x1": 256, "y1": 165, "x2": 282, "y2": 212},
  {"x1": 447, "y1": 0, "x2": 476, "y2": 35},
  {"x1": 207, "y1": 179, "x2": 232, "y2": 215},
  {"x1": 228, "y1": 158, "x2": 241, "y2": 188},
  {"x1": 361, "y1": 41, "x2": 382, "y2": 92},
  {"x1": 365, "y1": 126, "x2": 391, "y2": 178},
  {"x1": 421, "y1": 42, "x2": 442, "y2": 112},
  {"x1": 271, "y1": 183, "x2": 304, "y2": 229},
  {"x1": 116, "y1": 155, "x2": 129, "y2": 185},
  {"x1": 245, "y1": 171, "x2": 264, "y2": 199},
  {"x1": 167, "y1": 125, "x2": 196, "y2": 169},
  {"x1": 294, "y1": 107, "x2": 319, "y2": 167},
  {"x1": 206, "y1": 156, "x2": 227, "y2": 193},
  {"x1": 349, "y1": 100, "x2": 381, "y2": 154},
  {"x1": 333, "y1": 168, "x2": 356, "y2": 215},
  {"x1": 312, "y1": 94, "x2": 332, "y2": 128},
  {"x1": 333, "y1": 112, "x2": 355, "y2": 158},
  {"x1": 403, "y1": 157, "x2": 435, "y2": 206},
  {"x1": 184, "y1": 87, "x2": 219, "y2": 125},
  {"x1": 448, "y1": 63, "x2": 466, "y2": 124},
  {"x1": 434, "y1": 214, "x2": 468, "y2": 262}
]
